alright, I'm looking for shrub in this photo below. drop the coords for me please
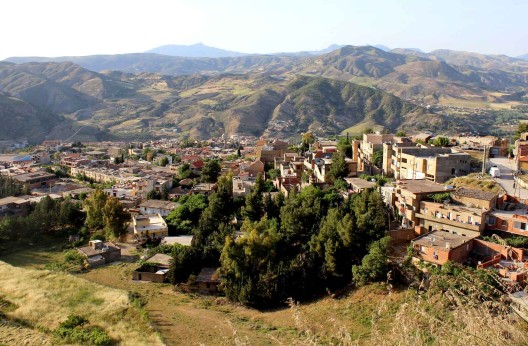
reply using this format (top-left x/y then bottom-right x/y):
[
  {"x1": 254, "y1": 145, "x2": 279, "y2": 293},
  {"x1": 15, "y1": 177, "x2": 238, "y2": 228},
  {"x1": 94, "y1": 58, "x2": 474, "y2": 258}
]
[{"x1": 54, "y1": 314, "x2": 112, "y2": 346}]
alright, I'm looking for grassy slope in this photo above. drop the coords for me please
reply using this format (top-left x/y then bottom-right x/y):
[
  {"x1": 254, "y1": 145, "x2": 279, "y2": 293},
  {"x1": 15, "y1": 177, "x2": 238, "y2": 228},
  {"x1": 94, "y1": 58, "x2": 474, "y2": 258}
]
[
  {"x1": 1, "y1": 243, "x2": 527, "y2": 345},
  {"x1": 0, "y1": 261, "x2": 163, "y2": 346},
  {"x1": 78, "y1": 263, "x2": 410, "y2": 345}
]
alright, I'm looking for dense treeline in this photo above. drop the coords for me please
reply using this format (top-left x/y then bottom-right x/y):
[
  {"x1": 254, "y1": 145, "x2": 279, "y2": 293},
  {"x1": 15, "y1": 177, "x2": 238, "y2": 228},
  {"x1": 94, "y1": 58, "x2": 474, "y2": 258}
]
[
  {"x1": 0, "y1": 197, "x2": 84, "y2": 244},
  {"x1": 166, "y1": 173, "x2": 390, "y2": 308}
]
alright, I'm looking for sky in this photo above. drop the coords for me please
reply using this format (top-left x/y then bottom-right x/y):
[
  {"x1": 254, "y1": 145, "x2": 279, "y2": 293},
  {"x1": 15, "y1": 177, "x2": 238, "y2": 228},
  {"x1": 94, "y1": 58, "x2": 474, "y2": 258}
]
[{"x1": 1, "y1": 0, "x2": 527, "y2": 60}]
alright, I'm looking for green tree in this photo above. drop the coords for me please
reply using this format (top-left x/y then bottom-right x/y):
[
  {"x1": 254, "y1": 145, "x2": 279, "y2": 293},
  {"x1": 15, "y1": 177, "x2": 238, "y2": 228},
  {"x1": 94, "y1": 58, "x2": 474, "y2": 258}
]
[
  {"x1": 142, "y1": 148, "x2": 154, "y2": 161},
  {"x1": 242, "y1": 174, "x2": 265, "y2": 221},
  {"x1": 352, "y1": 236, "x2": 391, "y2": 286},
  {"x1": 201, "y1": 160, "x2": 221, "y2": 183},
  {"x1": 396, "y1": 130, "x2": 406, "y2": 137},
  {"x1": 329, "y1": 152, "x2": 349, "y2": 181},
  {"x1": 267, "y1": 168, "x2": 281, "y2": 180},
  {"x1": 363, "y1": 128, "x2": 374, "y2": 134},
  {"x1": 301, "y1": 131, "x2": 316, "y2": 152},
  {"x1": 84, "y1": 190, "x2": 108, "y2": 231},
  {"x1": 432, "y1": 136, "x2": 450, "y2": 147},
  {"x1": 515, "y1": 123, "x2": 528, "y2": 140},
  {"x1": 220, "y1": 217, "x2": 283, "y2": 307},
  {"x1": 177, "y1": 163, "x2": 192, "y2": 180},
  {"x1": 166, "y1": 194, "x2": 208, "y2": 234},
  {"x1": 159, "y1": 156, "x2": 169, "y2": 167},
  {"x1": 337, "y1": 138, "x2": 352, "y2": 158},
  {"x1": 103, "y1": 197, "x2": 130, "y2": 240},
  {"x1": 372, "y1": 150, "x2": 383, "y2": 167}
]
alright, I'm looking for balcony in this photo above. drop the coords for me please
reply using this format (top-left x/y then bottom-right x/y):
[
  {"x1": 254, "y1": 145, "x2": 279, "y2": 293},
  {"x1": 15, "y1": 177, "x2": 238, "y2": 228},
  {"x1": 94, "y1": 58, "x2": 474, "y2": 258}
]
[{"x1": 415, "y1": 212, "x2": 482, "y2": 232}]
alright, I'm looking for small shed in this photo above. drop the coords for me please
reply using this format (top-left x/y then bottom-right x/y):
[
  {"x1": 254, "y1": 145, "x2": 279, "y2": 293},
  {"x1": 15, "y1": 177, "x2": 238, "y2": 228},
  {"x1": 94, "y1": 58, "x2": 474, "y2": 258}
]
[
  {"x1": 132, "y1": 253, "x2": 172, "y2": 283},
  {"x1": 195, "y1": 267, "x2": 221, "y2": 294}
]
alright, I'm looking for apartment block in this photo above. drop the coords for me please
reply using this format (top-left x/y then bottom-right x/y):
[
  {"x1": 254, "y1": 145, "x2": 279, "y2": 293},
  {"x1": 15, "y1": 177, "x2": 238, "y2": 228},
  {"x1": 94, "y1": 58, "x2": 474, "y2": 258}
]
[{"x1": 387, "y1": 146, "x2": 470, "y2": 183}]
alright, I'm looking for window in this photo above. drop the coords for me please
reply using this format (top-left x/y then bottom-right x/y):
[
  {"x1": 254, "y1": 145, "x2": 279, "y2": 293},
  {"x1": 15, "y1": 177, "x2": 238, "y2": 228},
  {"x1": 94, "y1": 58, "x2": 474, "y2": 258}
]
[
  {"x1": 486, "y1": 215, "x2": 496, "y2": 226},
  {"x1": 433, "y1": 252, "x2": 438, "y2": 260},
  {"x1": 513, "y1": 221, "x2": 528, "y2": 231},
  {"x1": 502, "y1": 220, "x2": 508, "y2": 227},
  {"x1": 402, "y1": 158, "x2": 407, "y2": 163},
  {"x1": 420, "y1": 246, "x2": 426, "y2": 254}
]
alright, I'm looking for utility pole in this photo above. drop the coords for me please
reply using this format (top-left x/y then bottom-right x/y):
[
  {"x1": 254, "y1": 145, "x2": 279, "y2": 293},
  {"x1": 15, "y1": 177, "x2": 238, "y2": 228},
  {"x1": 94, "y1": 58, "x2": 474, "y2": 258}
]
[{"x1": 482, "y1": 145, "x2": 487, "y2": 175}]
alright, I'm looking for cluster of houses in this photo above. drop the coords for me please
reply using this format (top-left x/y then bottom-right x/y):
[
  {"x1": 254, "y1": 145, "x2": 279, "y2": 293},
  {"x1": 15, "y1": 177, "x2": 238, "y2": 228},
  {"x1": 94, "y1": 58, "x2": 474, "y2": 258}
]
[{"x1": 3, "y1": 131, "x2": 528, "y2": 296}]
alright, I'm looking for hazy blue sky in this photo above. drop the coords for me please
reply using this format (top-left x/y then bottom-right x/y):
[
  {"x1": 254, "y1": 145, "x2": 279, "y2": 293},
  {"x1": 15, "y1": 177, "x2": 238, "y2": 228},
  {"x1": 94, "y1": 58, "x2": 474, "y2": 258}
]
[{"x1": 1, "y1": 0, "x2": 527, "y2": 59}]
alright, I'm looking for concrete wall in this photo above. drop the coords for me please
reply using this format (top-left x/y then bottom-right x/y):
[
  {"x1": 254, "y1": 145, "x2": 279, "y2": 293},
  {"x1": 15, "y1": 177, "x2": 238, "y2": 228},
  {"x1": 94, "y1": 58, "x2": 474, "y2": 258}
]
[
  {"x1": 132, "y1": 270, "x2": 165, "y2": 283},
  {"x1": 451, "y1": 194, "x2": 496, "y2": 210},
  {"x1": 389, "y1": 228, "x2": 415, "y2": 241}
]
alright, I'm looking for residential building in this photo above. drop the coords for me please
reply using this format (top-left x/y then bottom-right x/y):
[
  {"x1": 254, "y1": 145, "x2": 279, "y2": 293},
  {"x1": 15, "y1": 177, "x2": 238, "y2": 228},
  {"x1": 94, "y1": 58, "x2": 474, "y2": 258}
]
[
  {"x1": 381, "y1": 136, "x2": 415, "y2": 175},
  {"x1": 486, "y1": 210, "x2": 528, "y2": 237},
  {"x1": 388, "y1": 146, "x2": 470, "y2": 182},
  {"x1": 344, "y1": 177, "x2": 376, "y2": 194},
  {"x1": 451, "y1": 188, "x2": 498, "y2": 210},
  {"x1": 11, "y1": 171, "x2": 57, "y2": 188},
  {"x1": 233, "y1": 176, "x2": 256, "y2": 197},
  {"x1": 394, "y1": 179, "x2": 453, "y2": 229},
  {"x1": 195, "y1": 267, "x2": 221, "y2": 294},
  {"x1": 412, "y1": 230, "x2": 477, "y2": 265},
  {"x1": 161, "y1": 235, "x2": 194, "y2": 246},
  {"x1": 132, "y1": 253, "x2": 171, "y2": 283},
  {"x1": 515, "y1": 133, "x2": 528, "y2": 173},
  {"x1": 357, "y1": 133, "x2": 395, "y2": 172},
  {"x1": 139, "y1": 199, "x2": 179, "y2": 216},
  {"x1": 77, "y1": 240, "x2": 121, "y2": 266},
  {"x1": 415, "y1": 201, "x2": 487, "y2": 237},
  {"x1": 412, "y1": 230, "x2": 524, "y2": 280},
  {"x1": 256, "y1": 139, "x2": 292, "y2": 163},
  {"x1": 192, "y1": 183, "x2": 218, "y2": 196},
  {"x1": 133, "y1": 213, "x2": 169, "y2": 239}
]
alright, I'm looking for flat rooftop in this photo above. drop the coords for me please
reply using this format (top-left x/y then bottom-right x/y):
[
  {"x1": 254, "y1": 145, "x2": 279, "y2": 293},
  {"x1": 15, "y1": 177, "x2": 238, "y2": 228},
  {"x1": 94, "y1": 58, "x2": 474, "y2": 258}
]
[
  {"x1": 397, "y1": 179, "x2": 451, "y2": 194},
  {"x1": 452, "y1": 188, "x2": 498, "y2": 201},
  {"x1": 413, "y1": 230, "x2": 477, "y2": 250},
  {"x1": 345, "y1": 178, "x2": 376, "y2": 189}
]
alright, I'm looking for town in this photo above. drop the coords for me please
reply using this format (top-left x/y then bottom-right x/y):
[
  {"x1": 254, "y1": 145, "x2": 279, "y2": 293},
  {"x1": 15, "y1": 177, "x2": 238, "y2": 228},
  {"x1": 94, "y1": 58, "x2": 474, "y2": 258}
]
[{"x1": 1, "y1": 128, "x2": 528, "y2": 342}]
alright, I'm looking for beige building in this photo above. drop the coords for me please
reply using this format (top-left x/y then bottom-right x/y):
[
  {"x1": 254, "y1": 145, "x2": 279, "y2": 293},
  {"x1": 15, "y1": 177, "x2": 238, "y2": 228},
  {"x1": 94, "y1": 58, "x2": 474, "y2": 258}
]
[
  {"x1": 415, "y1": 201, "x2": 487, "y2": 237},
  {"x1": 357, "y1": 133, "x2": 395, "y2": 171},
  {"x1": 394, "y1": 179, "x2": 453, "y2": 229},
  {"x1": 387, "y1": 146, "x2": 470, "y2": 183},
  {"x1": 133, "y1": 213, "x2": 168, "y2": 239},
  {"x1": 516, "y1": 133, "x2": 528, "y2": 173}
]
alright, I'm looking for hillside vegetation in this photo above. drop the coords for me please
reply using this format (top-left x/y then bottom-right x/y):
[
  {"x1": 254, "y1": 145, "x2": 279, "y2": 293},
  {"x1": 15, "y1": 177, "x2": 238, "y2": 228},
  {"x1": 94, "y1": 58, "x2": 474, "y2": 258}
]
[
  {"x1": 1, "y1": 45, "x2": 528, "y2": 141},
  {"x1": 0, "y1": 260, "x2": 163, "y2": 345},
  {"x1": 0, "y1": 61, "x2": 430, "y2": 140}
]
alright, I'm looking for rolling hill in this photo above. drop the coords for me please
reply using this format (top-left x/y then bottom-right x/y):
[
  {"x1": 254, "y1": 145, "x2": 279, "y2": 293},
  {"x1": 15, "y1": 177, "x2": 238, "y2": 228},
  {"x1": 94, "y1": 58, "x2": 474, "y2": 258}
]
[
  {"x1": 0, "y1": 60, "x2": 433, "y2": 140},
  {"x1": 2, "y1": 43, "x2": 528, "y2": 142},
  {"x1": 7, "y1": 45, "x2": 527, "y2": 105}
]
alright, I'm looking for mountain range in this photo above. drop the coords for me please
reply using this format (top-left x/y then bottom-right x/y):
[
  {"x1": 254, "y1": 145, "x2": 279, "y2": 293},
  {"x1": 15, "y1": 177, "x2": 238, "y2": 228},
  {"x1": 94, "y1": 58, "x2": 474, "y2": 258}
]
[{"x1": 1, "y1": 44, "x2": 528, "y2": 143}]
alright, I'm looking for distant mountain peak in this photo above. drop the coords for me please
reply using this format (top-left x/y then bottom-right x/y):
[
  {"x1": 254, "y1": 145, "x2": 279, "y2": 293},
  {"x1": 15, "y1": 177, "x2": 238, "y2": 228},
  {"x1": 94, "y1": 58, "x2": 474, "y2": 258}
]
[{"x1": 146, "y1": 43, "x2": 246, "y2": 58}]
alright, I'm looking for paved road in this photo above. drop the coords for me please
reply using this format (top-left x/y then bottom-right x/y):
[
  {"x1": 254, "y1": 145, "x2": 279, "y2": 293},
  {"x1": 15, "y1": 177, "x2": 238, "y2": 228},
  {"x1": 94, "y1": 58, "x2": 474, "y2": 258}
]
[{"x1": 488, "y1": 156, "x2": 528, "y2": 200}]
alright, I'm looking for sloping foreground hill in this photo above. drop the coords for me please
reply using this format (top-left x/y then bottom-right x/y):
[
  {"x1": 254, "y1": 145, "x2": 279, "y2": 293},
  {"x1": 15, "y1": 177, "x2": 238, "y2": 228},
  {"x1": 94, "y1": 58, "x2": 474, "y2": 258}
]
[{"x1": 0, "y1": 261, "x2": 163, "y2": 346}]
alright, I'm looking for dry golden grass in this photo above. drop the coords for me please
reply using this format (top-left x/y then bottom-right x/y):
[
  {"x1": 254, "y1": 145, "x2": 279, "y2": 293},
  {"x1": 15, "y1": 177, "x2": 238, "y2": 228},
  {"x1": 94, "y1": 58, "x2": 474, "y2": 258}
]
[
  {"x1": 0, "y1": 261, "x2": 163, "y2": 345},
  {"x1": 0, "y1": 319, "x2": 54, "y2": 346},
  {"x1": 447, "y1": 173, "x2": 504, "y2": 193}
]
